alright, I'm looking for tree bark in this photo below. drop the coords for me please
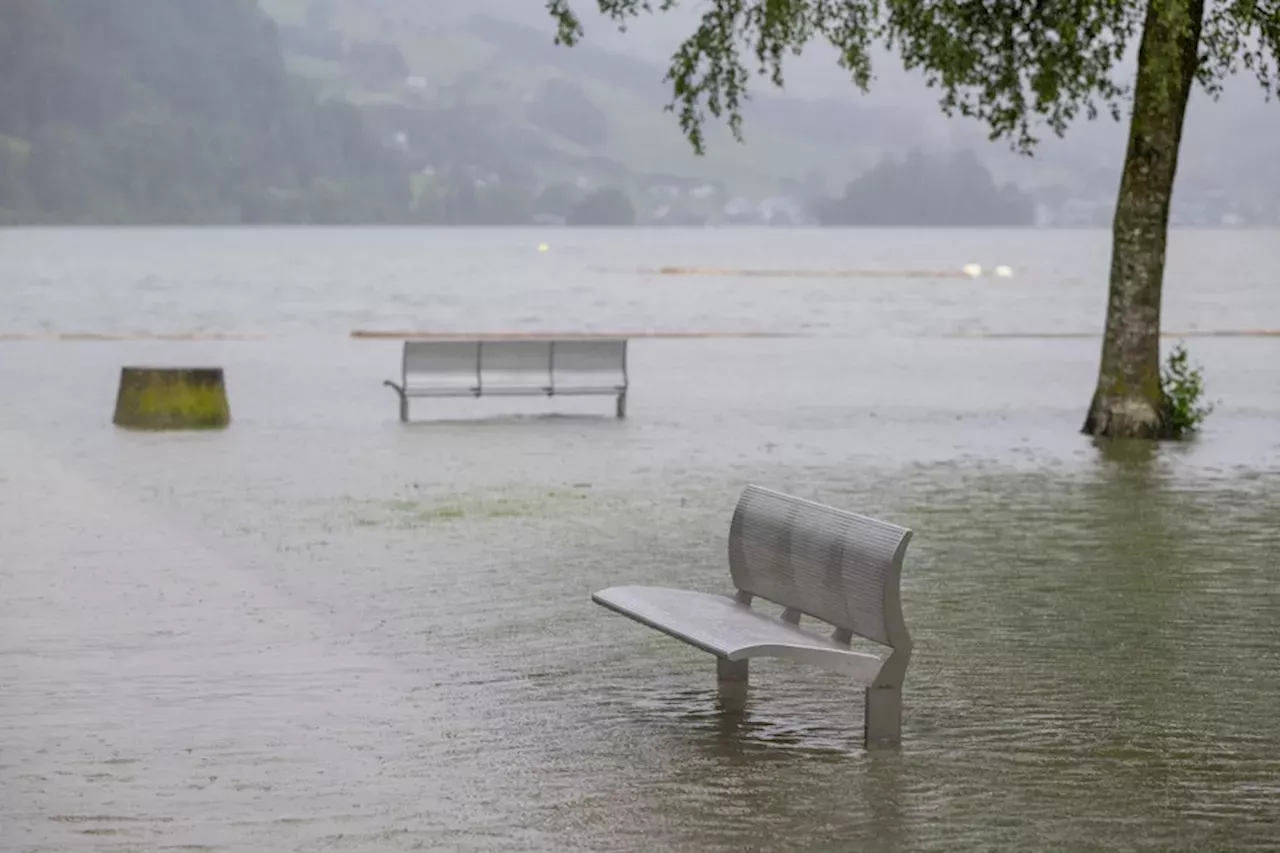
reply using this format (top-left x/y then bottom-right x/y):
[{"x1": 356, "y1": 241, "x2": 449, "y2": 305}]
[{"x1": 1083, "y1": 0, "x2": 1205, "y2": 439}]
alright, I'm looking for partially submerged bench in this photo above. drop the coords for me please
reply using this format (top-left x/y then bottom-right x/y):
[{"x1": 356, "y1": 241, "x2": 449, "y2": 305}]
[
  {"x1": 383, "y1": 339, "x2": 628, "y2": 421},
  {"x1": 593, "y1": 485, "x2": 913, "y2": 748}
]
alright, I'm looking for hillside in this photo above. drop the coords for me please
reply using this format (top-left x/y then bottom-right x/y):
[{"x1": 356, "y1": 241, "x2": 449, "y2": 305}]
[
  {"x1": 0, "y1": 0, "x2": 411, "y2": 225},
  {"x1": 260, "y1": 0, "x2": 1280, "y2": 224},
  {"x1": 0, "y1": 0, "x2": 928, "y2": 226},
  {"x1": 258, "y1": 0, "x2": 919, "y2": 197},
  {"x1": 1, "y1": 0, "x2": 1275, "y2": 226}
]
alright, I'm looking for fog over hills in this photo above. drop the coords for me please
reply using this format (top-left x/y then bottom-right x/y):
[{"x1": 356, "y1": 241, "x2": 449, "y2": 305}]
[
  {"x1": 1, "y1": 0, "x2": 1275, "y2": 225},
  {"x1": 270, "y1": 0, "x2": 1279, "y2": 223}
]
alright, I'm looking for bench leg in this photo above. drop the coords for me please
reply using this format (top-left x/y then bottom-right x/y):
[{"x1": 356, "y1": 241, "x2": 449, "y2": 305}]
[
  {"x1": 399, "y1": 394, "x2": 409, "y2": 423},
  {"x1": 864, "y1": 684, "x2": 903, "y2": 748},
  {"x1": 716, "y1": 657, "x2": 748, "y2": 711},
  {"x1": 615, "y1": 391, "x2": 627, "y2": 419}
]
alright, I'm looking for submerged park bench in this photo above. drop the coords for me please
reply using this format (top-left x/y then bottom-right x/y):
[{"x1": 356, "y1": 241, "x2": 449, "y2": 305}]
[
  {"x1": 593, "y1": 485, "x2": 914, "y2": 748},
  {"x1": 383, "y1": 339, "x2": 628, "y2": 421}
]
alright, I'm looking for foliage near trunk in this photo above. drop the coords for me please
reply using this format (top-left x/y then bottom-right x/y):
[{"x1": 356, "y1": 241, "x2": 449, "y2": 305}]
[
  {"x1": 548, "y1": 1, "x2": 1278, "y2": 154},
  {"x1": 548, "y1": 0, "x2": 1279, "y2": 439}
]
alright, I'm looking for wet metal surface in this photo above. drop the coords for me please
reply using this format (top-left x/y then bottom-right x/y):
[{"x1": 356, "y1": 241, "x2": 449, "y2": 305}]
[{"x1": 2, "y1": 228, "x2": 1279, "y2": 851}]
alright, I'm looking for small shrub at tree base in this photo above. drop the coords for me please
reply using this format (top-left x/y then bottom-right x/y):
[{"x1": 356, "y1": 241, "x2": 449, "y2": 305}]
[{"x1": 1161, "y1": 343, "x2": 1213, "y2": 438}]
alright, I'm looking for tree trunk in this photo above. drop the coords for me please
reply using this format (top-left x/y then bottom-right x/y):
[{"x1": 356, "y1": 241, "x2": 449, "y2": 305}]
[{"x1": 1083, "y1": 0, "x2": 1205, "y2": 439}]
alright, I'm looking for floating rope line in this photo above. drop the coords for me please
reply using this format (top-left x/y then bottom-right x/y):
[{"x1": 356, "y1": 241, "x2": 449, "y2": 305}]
[{"x1": 645, "y1": 266, "x2": 984, "y2": 278}]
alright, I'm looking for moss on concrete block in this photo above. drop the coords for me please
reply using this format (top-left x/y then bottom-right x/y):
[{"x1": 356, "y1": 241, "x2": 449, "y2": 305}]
[{"x1": 112, "y1": 367, "x2": 231, "y2": 430}]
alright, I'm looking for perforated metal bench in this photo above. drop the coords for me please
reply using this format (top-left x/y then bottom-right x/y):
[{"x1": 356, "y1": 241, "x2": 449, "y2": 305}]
[
  {"x1": 593, "y1": 485, "x2": 914, "y2": 748},
  {"x1": 383, "y1": 339, "x2": 628, "y2": 421}
]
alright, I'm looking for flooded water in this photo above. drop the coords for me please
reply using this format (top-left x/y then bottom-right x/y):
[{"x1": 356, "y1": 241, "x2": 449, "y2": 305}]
[{"x1": 1, "y1": 228, "x2": 1278, "y2": 851}]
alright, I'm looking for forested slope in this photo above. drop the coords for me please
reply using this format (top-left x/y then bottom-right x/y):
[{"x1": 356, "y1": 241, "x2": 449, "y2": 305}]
[{"x1": 0, "y1": 0, "x2": 406, "y2": 224}]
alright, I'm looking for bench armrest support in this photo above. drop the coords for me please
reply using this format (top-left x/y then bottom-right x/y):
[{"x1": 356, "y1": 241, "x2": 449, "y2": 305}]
[{"x1": 383, "y1": 380, "x2": 408, "y2": 422}]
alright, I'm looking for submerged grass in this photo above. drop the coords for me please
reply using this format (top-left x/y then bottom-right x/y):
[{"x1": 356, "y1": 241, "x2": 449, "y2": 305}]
[{"x1": 341, "y1": 487, "x2": 595, "y2": 530}]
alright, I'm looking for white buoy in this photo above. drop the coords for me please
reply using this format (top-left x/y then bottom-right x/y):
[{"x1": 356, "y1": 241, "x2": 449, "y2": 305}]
[
  {"x1": 537, "y1": 242, "x2": 550, "y2": 253},
  {"x1": 994, "y1": 265, "x2": 1013, "y2": 278},
  {"x1": 962, "y1": 263, "x2": 983, "y2": 278}
]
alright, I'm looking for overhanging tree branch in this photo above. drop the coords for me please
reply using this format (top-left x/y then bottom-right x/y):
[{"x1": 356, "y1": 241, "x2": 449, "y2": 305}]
[{"x1": 549, "y1": 1, "x2": 1276, "y2": 153}]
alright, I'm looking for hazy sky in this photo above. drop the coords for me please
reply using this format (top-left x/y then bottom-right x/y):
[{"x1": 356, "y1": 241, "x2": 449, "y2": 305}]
[
  {"x1": 555, "y1": 0, "x2": 1280, "y2": 182},
  {"x1": 431, "y1": 0, "x2": 1278, "y2": 152},
  {"x1": 337, "y1": 0, "x2": 1280, "y2": 190}
]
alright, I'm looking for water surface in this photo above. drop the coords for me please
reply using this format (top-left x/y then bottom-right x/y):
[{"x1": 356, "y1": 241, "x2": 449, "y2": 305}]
[{"x1": 1, "y1": 228, "x2": 1278, "y2": 851}]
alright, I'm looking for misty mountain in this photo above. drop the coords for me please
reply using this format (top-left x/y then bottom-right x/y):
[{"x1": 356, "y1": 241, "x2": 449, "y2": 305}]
[
  {"x1": 1, "y1": 0, "x2": 1275, "y2": 226},
  {"x1": 265, "y1": 0, "x2": 1280, "y2": 222},
  {"x1": 0, "y1": 0, "x2": 407, "y2": 224}
]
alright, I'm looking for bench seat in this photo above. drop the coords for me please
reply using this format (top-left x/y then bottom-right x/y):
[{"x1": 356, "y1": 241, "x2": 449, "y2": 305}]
[
  {"x1": 550, "y1": 384, "x2": 626, "y2": 395},
  {"x1": 403, "y1": 383, "x2": 480, "y2": 397},
  {"x1": 472, "y1": 383, "x2": 552, "y2": 395},
  {"x1": 593, "y1": 585, "x2": 887, "y2": 683}
]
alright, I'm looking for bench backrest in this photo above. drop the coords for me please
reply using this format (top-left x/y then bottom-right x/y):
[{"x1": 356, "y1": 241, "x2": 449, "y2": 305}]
[
  {"x1": 480, "y1": 341, "x2": 553, "y2": 390},
  {"x1": 727, "y1": 485, "x2": 912, "y2": 649},
  {"x1": 404, "y1": 341, "x2": 480, "y2": 390},
  {"x1": 552, "y1": 340, "x2": 627, "y2": 390},
  {"x1": 402, "y1": 339, "x2": 626, "y2": 392}
]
